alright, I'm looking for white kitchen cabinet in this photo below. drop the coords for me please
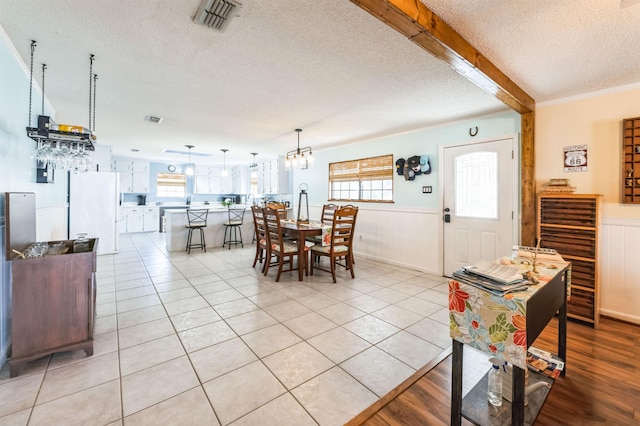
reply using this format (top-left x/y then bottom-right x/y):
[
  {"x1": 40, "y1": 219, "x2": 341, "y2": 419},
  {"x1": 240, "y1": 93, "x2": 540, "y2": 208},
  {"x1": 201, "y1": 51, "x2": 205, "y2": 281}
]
[
  {"x1": 233, "y1": 166, "x2": 249, "y2": 194},
  {"x1": 256, "y1": 157, "x2": 289, "y2": 194},
  {"x1": 221, "y1": 176, "x2": 233, "y2": 194},
  {"x1": 132, "y1": 171, "x2": 149, "y2": 193},
  {"x1": 120, "y1": 206, "x2": 157, "y2": 233},
  {"x1": 143, "y1": 206, "x2": 159, "y2": 232},
  {"x1": 124, "y1": 207, "x2": 144, "y2": 233},
  {"x1": 194, "y1": 166, "x2": 234, "y2": 194},
  {"x1": 113, "y1": 158, "x2": 149, "y2": 193}
]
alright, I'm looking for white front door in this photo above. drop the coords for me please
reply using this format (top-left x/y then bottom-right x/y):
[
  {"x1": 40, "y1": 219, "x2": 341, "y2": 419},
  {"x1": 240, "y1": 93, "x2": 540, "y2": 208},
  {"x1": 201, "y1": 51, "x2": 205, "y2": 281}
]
[{"x1": 443, "y1": 137, "x2": 516, "y2": 276}]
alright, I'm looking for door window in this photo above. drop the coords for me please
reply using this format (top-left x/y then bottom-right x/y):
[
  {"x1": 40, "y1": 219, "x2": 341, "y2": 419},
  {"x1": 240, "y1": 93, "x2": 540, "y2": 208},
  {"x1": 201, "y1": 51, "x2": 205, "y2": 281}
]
[{"x1": 455, "y1": 151, "x2": 498, "y2": 219}]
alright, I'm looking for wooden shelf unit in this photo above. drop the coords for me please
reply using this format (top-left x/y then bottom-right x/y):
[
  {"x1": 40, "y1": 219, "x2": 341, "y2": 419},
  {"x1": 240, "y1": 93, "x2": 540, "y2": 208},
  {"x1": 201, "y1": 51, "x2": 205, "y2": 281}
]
[
  {"x1": 537, "y1": 194, "x2": 602, "y2": 327},
  {"x1": 622, "y1": 117, "x2": 640, "y2": 203}
]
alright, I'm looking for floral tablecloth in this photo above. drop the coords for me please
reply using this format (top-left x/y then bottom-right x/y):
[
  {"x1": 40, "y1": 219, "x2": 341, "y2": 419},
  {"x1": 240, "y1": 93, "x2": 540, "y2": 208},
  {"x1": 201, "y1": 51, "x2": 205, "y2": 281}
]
[{"x1": 449, "y1": 255, "x2": 570, "y2": 369}]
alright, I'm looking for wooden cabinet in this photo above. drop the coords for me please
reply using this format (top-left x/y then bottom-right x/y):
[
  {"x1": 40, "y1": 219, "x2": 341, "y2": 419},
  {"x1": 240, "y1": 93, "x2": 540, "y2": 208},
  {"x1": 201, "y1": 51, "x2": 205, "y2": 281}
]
[
  {"x1": 537, "y1": 193, "x2": 602, "y2": 327},
  {"x1": 10, "y1": 239, "x2": 97, "y2": 377},
  {"x1": 622, "y1": 117, "x2": 640, "y2": 203}
]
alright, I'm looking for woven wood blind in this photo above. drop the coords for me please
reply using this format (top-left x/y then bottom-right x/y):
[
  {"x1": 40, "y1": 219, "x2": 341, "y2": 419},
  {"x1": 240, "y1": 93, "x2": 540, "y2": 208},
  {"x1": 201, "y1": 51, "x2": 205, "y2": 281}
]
[
  {"x1": 329, "y1": 154, "x2": 393, "y2": 182},
  {"x1": 157, "y1": 173, "x2": 186, "y2": 187}
]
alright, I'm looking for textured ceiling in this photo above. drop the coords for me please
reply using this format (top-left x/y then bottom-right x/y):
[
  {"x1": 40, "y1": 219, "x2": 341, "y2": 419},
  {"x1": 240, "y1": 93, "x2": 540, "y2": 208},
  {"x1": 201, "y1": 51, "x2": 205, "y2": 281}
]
[{"x1": 1, "y1": 0, "x2": 639, "y2": 165}]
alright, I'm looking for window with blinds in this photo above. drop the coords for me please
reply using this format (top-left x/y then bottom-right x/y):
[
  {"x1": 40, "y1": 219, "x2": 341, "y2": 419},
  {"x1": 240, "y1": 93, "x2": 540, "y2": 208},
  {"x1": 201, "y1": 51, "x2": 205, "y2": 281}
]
[
  {"x1": 156, "y1": 173, "x2": 186, "y2": 197},
  {"x1": 329, "y1": 154, "x2": 394, "y2": 202}
]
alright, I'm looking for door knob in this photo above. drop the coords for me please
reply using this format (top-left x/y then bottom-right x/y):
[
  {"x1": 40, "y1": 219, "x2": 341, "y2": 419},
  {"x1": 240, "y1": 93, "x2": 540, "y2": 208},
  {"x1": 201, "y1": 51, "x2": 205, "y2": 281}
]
[{"x1": 443, "y1": 207, "x2": 451, "y2": 223}]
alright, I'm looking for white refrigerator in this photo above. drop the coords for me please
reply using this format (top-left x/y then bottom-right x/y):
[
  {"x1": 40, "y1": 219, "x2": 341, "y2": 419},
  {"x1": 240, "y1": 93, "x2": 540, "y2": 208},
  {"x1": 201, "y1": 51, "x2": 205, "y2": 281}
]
[{"x1": 68, "y1": 171, "x2": 120, "y2": 255}]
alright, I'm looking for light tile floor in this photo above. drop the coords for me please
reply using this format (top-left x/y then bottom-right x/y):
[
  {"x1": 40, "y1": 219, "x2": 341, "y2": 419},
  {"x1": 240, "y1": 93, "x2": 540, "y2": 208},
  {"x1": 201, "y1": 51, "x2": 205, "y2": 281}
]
[{"x1": 0, "y1": 233, "x2": 451, "y2": 426}]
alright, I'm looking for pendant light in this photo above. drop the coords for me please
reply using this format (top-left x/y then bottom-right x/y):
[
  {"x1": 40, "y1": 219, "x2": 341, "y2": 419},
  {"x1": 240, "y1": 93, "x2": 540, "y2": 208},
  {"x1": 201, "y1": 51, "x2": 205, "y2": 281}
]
[
  {"x1": 285, "y1": 128, "x2": 313, "y2": 170},
  {"x1": 221, "y1": 149, "x2": 229, "y2": 177},
  {"x1": 185, "y1": 145, "x2": 194, "y2": 175}
]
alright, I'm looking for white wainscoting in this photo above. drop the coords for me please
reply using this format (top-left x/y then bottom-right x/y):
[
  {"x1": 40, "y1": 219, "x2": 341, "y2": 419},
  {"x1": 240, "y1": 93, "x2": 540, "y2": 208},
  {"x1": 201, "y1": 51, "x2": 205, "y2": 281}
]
[
  {"x1": 309, "y1": 204, "x2": 442, "y2": 276},
  {"x1": 601, "y1": 218, "x2": 640, "y2": 325}
]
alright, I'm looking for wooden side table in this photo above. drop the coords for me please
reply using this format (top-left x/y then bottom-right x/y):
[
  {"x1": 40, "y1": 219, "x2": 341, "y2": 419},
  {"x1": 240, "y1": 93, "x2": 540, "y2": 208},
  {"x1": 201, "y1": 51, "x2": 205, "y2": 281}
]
[{"x1": 449, "y1": 257, "x2": 569, "y2": 426}]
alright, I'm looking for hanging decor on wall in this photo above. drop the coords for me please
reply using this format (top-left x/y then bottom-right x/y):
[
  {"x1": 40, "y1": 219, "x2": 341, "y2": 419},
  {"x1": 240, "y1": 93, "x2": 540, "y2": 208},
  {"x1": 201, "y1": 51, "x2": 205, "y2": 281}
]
[{"x1": 395, "y1": 155, "x2": 431, "y2": 181}]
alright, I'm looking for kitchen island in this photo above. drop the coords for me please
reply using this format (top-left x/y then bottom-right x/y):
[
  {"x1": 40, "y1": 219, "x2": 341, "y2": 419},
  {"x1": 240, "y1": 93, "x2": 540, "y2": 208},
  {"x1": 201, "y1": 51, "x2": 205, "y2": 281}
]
[{"x1": 164, "y1": 205, "x2": 255, "y2": 251}]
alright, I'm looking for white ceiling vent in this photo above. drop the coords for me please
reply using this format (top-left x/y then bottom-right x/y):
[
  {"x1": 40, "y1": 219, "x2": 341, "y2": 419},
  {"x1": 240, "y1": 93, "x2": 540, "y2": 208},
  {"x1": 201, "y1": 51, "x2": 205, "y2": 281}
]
[{"x1": 193, "y1": 0, "x2": 242, "y2": 31}]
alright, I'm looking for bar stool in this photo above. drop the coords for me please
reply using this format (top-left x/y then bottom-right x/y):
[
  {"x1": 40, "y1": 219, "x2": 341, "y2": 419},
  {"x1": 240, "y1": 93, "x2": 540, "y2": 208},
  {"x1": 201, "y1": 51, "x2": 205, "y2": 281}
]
[
  {"x1": 223, "y1": 208, "x2": 246, "y2": 249},
  {"x1": 185, "y1": 209, "x2": 209, "y2": 254}
]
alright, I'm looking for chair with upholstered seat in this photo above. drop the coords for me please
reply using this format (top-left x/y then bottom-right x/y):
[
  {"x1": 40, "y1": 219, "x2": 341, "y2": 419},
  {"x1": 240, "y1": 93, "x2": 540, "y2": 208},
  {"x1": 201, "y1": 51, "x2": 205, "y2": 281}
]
[
  {"x1": 266, "y1": 202, "x2": 287, "y2": 220},
  {"x1": 307, "y1": 203, "x2": 338, "y2": 245},
  {"x1": 185, "y1": 209, "x2": 209, "y2": 254},
  {"x1": 251, "y1": 205, "x2": 270, "y2": 272},
  {"x1": 222, "y1": 208, "x2": 246, "y2": 249},
  {"x1": 263, "y1": 206, "x2": 308, "y2": 282},
  {"x1": 310, "y1": 205, "x2": 358, "y2": 283}
]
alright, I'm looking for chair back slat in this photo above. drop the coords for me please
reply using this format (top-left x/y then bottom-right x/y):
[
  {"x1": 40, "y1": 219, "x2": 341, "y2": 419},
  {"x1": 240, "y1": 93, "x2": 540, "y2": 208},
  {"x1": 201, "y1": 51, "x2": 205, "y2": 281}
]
[
  {"x1": 266, "y1": 202, "x2": 287, "y2": 220},
  {"x1": 251, "y1": 206, "x2": 267, "y2": 244},
  {"x1": 329, "y1": 206, "x2": 358, "y2": 250},
  {"x1": 321, "y1": 203, "x2": 338, "y2": 225},
  {"x1": 186, "y1": 209, "x2": 209, "y2": 227},
  {"x1": 263, "y1": 207, "x2": 284, "y2": 251}
]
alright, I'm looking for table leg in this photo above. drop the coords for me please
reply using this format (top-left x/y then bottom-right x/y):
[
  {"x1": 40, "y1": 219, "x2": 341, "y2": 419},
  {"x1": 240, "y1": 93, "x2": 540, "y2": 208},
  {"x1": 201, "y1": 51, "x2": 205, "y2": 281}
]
[
  {"x1": 512, "y1": 365, "x2": 525, "y2": 425},
  {"x1": 298, "y1": 232, "x2": 304, "y2": 281},
  {"x1": 558, "y1": 267, "x2": 568, "y2": 376},
  {"x1": 451, "y1": 339, "x2": 463, "y2": 426}
]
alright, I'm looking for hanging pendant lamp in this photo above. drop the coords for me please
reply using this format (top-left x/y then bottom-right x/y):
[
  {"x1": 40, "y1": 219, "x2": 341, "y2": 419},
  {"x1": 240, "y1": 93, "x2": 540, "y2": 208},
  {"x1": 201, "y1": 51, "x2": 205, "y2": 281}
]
[
  {"x1": 221, "y1": 149, "x2": 229, "y2": 177},
  {"x1": 185, "y1": 145, "x2": 194, "y2": 175}
]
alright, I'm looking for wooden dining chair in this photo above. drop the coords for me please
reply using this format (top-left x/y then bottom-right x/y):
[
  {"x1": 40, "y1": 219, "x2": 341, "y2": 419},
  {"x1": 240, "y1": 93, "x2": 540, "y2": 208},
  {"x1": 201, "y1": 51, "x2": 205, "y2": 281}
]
[
  {"x1": 251, "y1": 205, "x2": 269, "y2": 273},
  {"x1": 266, "y1": 202, "x2": 287, "y2": 220},
  {"x1": 310, "y1": 205, "x2": 358, "y2": 283},
  {"x1": 321, "y1": 203, "x2": 338, "y2": 224},
  {"x1": 263, "y1": 206, "x2": 308, "y2": 282}
]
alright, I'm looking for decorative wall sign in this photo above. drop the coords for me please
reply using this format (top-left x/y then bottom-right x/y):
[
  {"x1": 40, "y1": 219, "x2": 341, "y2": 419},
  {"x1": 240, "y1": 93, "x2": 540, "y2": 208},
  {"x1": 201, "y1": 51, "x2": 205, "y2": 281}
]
[{"x1": 563, "y1": 145, "x2": 588, "y2": 172}]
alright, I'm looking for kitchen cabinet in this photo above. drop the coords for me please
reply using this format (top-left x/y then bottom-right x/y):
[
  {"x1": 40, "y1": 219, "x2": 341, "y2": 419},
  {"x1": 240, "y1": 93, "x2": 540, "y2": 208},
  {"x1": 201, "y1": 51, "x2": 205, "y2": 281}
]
[
  {"x1": 120, "y1": 206, "x2": 158, "y2": 233},
  {"x1": 143, "y1": 206, "x2": 159, "y2": 232},
  {"x1": 195, "y1": 166, "x2": 234, "y2": 194},
  {"x1": 113, "y1": 159, "x2": 149, "y2": 193},
  {"x1": 256, "y1": 157, "x2": 289, "y2": 194},
  {"x1": 233, "y1": 166, "x2": 249, "y2": 194},
  {"x1": 9, "y1": 239, "x2": 97, "y2": 377}
]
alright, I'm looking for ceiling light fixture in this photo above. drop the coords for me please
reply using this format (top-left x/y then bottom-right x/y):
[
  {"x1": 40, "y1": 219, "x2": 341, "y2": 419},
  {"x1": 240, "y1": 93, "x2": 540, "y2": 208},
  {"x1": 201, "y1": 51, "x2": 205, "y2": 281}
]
[
  {"x1": 249, "y1": 152, "x2": 258, "y2": 178},
  {"x1": 221, "y1": 148, "x2": 229, "y2": 177},
  {"x1": 185, "y1": 145, "x2": 194, "y2": 175},
  {"x1": 285, "y1": 129, "x2": 313, "y2": 170}
]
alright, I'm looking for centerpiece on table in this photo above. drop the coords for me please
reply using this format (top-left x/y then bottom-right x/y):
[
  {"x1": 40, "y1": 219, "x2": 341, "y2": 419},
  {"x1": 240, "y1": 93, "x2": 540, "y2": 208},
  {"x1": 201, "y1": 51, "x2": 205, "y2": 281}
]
[{"x1": 222, "y1": 198, "x2": 233, "y2": 208}]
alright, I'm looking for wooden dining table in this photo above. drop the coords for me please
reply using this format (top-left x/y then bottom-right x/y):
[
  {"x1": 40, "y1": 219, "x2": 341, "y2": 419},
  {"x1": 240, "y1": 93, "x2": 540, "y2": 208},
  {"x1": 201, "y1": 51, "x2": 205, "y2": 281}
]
[{"x1": 279, "y1": 221, "x2": 324, "y2": 281}]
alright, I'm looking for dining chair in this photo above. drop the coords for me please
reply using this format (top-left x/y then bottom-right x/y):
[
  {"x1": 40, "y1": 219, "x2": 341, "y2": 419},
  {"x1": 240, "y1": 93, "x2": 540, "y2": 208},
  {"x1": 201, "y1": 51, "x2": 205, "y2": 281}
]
[
  {"x1": 185, "y1": 209, "x2": 209, "y2": 253},
  {"x1": 222, "y1": 208, "x2": 246, "y2": 249},
  {"x1": 341, "y1": 204, "x2": 359, "y2": 265},
  {"x1": 263, "y1": 206, "x2": 308, "y2": 282},
  {"x1": 266, "y1": 202, "x2": 287, "y2": 220},
  {"x1": 310, "y1": 205, "x2": 358, "y2": 283},
  {"x1": 307, "y1": 203, "x2": 338, "y2": 245},
  {"x1": 251, "y1": 205, "x2": 269, "y2": 272}
]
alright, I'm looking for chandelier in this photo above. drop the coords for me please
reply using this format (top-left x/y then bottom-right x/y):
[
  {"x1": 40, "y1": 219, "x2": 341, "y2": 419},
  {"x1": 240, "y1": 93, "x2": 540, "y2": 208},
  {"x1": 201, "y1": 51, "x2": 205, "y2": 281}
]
[
  {"x1": 249, "y1": 152, "x2": 258, "y2": 178},
  {"x1": 285, "y1": 129, "x2": 313, "y2": 170}
]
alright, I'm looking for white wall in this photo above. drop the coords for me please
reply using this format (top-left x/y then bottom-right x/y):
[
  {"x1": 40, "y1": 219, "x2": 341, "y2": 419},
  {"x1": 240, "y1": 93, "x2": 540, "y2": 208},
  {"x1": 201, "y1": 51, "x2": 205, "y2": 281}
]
[
  {"x1": 536, "y1": 84, "x2": 640, "y2": 324},
  {"x1": 0, "y1": 25, "x2": 66, "y2": 367}
]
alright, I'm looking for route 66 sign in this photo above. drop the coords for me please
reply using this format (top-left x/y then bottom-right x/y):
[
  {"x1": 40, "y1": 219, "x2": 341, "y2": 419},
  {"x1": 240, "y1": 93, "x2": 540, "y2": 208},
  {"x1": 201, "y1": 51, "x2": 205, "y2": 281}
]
[{"x1": 563, "y1": 145, "x2": 588, "y2": 172}]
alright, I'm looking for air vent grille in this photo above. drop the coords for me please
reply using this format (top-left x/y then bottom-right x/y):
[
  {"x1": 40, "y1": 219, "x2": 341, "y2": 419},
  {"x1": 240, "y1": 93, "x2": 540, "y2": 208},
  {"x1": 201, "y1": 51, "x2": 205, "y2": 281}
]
[
  {"x1": 193, "y1": 0, "x2": 242, "y2": 31},
  {"x1": 162, "y1": 149, "x2": 212, "y2": 157},
  {"x1": 145, "y1": 115, "x2": 163, "y2": 124}
]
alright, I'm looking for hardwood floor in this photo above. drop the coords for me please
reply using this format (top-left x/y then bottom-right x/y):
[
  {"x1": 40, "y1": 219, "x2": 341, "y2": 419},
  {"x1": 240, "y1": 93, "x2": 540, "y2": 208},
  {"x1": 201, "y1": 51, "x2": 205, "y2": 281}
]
[{"x1": 349, "y1": 317, "x2": 640, "y2": 425}]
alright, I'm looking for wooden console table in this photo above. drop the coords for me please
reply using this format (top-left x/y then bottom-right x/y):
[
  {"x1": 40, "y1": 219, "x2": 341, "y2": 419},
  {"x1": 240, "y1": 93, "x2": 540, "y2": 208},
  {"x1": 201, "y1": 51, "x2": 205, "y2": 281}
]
[{"x1": 449, "y1": 255, "x2": 570, "y2": 426}]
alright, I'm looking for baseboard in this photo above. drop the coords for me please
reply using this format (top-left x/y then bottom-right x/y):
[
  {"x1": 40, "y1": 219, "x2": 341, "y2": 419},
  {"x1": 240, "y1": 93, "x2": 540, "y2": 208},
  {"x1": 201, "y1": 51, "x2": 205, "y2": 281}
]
[{"x1": 353, "y1": 251, "x2": 442, "y2": 276}]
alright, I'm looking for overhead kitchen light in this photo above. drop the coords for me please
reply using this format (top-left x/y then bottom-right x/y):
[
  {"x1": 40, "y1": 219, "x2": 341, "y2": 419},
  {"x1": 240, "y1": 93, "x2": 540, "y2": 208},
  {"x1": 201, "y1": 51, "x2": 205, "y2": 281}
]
[
  {"x1": 285, "y1": 129, "x2": 313, "y2": 170},
  {"x1": 185, "y1": 145, "x2": 194, "y2": 175},
  {"x1": 221, "y1": 149, "x2": 229, "y2": 177}
]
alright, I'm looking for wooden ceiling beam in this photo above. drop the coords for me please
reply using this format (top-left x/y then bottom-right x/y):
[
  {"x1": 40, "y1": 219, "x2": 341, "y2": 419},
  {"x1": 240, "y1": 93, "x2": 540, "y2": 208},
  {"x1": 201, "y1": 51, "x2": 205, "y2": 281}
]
[
  {"x1": 349, "y1": 0, "x2": 538, "y2": 245},
  {"x1": 350, "y1": 0, "x2": 535, "y2": 114}
]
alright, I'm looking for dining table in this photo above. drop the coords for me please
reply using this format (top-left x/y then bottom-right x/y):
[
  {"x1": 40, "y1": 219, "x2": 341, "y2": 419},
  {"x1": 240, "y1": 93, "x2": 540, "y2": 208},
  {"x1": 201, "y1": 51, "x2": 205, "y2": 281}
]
[{"x1": 279, "y1": 220, "x2": 326, "y2": 281}]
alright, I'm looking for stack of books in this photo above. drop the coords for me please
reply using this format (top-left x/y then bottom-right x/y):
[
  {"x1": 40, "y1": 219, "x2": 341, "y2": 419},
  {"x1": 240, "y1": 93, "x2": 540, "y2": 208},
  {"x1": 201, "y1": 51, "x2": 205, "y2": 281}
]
[
  {"x1": 452, "y1": 260, "x2": 529, "y2": 295},
  {"x1": 526, "y1": 346, "x2": 564, "y2": 379},
  {"x1": 539, "y1": 178, "x2": 576, "y2": 193}
]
